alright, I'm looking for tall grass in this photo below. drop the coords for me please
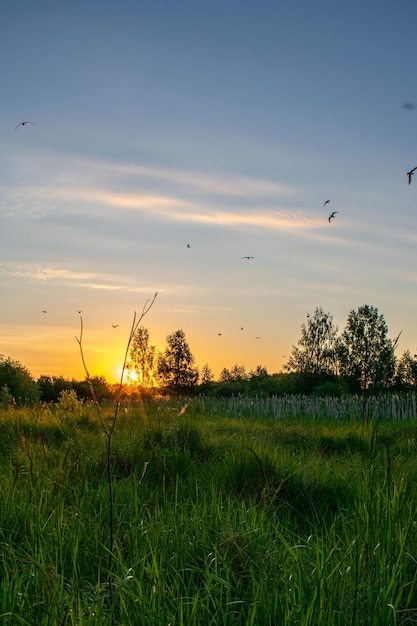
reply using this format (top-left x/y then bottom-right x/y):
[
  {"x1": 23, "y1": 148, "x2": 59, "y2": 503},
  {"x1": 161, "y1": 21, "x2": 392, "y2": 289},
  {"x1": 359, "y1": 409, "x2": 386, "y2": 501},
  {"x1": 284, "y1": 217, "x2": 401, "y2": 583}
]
[{"x1": 1, "y1": 399, "x2": 417, "y2": 624}]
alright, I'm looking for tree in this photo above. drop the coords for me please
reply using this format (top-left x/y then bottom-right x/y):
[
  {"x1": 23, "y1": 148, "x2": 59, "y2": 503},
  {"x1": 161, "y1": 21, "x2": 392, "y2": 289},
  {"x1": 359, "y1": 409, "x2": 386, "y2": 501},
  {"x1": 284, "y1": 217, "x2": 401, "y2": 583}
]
[
  {"x1": 0, "y1": 357, "x2": 40, "y2": 406},
  {"x1": 339, "y1": 304, "x2": 396, "y2": 392},
  {"x1": 37, "y1": 375, "x2": 73, "y2": 403},
  {"x1": 285, "y1": 307, "x2": 339, "y2": 376},
  {"x1": 219, "y1": 364, "x2": 249, "y2": 383},
  {"x1": 250, "y1": 365, "x2": 269, "y2": 378},
  {"x1": 230, "y1": 364, "x2": 249, "y2": 381},
  {"x1": 200, "y1": 363, "x2": 214, "y2": 385},
  {"x1": 219, "y1": 367, "x2": 232, "y2": 383},
  {"x1": 72, "y1": 376, "x2": 112, "y2": 402},
  {"x1": 157, "y1": 329, "x2": 198, "y2": 389},
  {"x1": 395, "y1": 350, "x2": 417, "y2": 390},
  {"x1": 129, "y1": 326, "x2": 157, "y2": 387}
]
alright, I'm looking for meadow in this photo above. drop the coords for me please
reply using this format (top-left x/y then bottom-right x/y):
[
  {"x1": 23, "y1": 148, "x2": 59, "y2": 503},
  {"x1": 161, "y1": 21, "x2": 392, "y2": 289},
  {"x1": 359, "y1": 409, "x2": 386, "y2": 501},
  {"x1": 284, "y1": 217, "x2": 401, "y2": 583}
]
[{"x1": 1, "y1": 396, "x2": 417, "y2": 625}]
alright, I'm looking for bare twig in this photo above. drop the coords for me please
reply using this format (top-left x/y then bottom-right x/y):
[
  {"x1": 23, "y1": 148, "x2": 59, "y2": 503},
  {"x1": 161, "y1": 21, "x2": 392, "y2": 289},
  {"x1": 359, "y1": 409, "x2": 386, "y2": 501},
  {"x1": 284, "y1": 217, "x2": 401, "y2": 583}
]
[
  {"x1": 75, "y1": 293, "x2": 157, "y2": 621},
  {"x1": 110, "y1": 292, "x2": 158, "y2": 438},
  {"x1": 75, "y1": 316, "x2": 108, "y2": 435}
]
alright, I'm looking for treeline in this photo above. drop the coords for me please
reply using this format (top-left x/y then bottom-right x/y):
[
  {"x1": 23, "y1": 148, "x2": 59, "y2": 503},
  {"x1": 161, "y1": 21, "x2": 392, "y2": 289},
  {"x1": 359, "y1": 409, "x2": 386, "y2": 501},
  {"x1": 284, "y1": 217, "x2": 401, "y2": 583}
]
[
  {"x1": 0, "y1": 357, "x2": 325, "y2": 406},
  {"x1": 125, "y1": 303, "x2": 417, "y2": 397},
  {"x1": 1, "y1": 303, "x2": 417, "y2": 406},
  {"x1": 0, "y1": 360, "x2": 351, "y2": 407},
  {"x1": 0, "y1": 358, "x2": 116, "y2": 407}
]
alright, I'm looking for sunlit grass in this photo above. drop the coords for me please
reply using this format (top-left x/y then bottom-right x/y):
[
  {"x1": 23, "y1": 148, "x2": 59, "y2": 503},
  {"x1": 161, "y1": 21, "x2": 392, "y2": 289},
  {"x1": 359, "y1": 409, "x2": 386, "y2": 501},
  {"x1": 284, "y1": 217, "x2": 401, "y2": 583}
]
[{"x1": 1, "y1": 399, "x2": 417, "y2": 624}]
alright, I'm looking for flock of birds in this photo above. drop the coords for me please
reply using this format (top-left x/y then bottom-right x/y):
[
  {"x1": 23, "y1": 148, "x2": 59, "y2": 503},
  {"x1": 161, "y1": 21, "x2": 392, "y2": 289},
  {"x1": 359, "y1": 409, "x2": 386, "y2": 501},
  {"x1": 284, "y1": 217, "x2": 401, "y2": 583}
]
[
  {"x1": 16, "y1": 117, "x2": 416, "y2": 228},
  {"x1": 15, "y1": 117, "x2": 416, "y2": 342}
]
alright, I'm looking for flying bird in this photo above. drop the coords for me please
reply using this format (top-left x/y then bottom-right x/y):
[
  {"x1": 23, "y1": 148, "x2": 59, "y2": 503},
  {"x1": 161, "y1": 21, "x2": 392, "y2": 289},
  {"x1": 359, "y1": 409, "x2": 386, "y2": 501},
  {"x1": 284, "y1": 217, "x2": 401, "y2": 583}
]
[
  {"x1": 15, "y1": 121, "x2": 35, "y2": 131},
  {"x1": 406, "y1": 167, "x2": 417, "y2": 185},
  {"x1": 328, "y1": 211, "x2": 338, "y2": 223},
  {"x1": 112, "y1": 324, "x2": 119, "y2": 328},
  {"x1": 218, "y1": 333, "x2": 222, "y2": 336},
  {"x1": 402, "y1": 102, "x2": 415, "y2": 110},
  {"x1": 77, "y1": 310, "x2": 82, "y2": 314},
  {"x1": 187, "y1": 244, "x2": 191, "y2": 248},
  {"x1": 42, "y1": 310, "x2": 47, "y2": 313},
  {"x1": 323, "y1": 199, "x2": 331, "y2": 206},
  {"x1": 242, "y1": 256, "x2": 255, "y2": 260}
]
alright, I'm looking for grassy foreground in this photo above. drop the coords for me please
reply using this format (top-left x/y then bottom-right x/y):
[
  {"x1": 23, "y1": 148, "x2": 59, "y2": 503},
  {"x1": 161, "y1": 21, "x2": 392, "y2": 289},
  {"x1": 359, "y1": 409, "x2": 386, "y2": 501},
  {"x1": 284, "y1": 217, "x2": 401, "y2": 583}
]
[{"x1": 1, "y1": 399, "x2": 417, "y2": 625}]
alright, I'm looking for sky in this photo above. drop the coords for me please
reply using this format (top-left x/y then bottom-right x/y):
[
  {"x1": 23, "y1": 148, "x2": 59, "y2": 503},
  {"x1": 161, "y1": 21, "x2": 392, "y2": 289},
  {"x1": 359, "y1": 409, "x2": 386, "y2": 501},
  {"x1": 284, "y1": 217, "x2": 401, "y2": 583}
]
[{"x1": 1, "y1": 0, "x2": 417, "y2": 383}]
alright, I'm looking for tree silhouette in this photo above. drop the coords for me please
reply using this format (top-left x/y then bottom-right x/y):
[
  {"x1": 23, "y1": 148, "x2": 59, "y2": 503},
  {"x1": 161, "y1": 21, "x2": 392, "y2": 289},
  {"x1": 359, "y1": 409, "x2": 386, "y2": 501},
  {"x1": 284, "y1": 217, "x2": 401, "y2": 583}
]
[
  {"x1": 129, "y1": 326, "x2": 157, "y2": 387},
  {"x1": 339, "y1": 304, "x2": 396, "y2": 392},
  {"x1": 285, "y1": 307, "x2": 339, "y2": 376},
  {"x1": 200, "y1": 363, "x2": 214, "y2": 385},
  {"x1": 157, "y1": 329, "x2": 198, "y2": 389},
  {"x1": 395, "y1": 350, "x2": 417, "y2": 390}
]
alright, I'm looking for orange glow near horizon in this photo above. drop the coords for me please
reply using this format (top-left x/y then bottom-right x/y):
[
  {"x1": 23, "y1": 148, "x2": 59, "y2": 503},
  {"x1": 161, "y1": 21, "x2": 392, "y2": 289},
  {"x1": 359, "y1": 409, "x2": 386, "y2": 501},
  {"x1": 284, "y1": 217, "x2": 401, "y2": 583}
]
[
  {"x1": 2, "y1": 337, "x2": 289, "y2": 385},
  {"x1": 0, "y1": 311, "x2": 291, "y2": 386}
]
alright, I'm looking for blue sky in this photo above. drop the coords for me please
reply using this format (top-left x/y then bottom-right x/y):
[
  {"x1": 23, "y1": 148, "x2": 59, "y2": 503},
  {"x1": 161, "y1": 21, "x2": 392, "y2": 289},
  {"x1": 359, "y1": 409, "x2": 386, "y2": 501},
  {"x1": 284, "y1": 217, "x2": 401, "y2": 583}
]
[{"x1": 1, "y1": 0, "x2": 417, "y2": 382}]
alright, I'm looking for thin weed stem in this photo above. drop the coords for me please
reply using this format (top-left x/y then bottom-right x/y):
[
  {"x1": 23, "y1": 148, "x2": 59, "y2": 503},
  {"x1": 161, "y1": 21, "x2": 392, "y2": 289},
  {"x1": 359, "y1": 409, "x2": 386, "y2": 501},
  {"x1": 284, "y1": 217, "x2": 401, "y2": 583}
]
[{"x1": 75, "y1": 292, "x2": 157, "y2": 622}]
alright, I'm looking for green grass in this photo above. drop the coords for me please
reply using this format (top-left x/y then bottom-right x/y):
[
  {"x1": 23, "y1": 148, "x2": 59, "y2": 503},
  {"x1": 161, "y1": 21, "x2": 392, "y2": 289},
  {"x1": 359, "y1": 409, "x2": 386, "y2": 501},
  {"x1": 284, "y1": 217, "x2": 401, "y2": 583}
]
[{"x1": 1, "y1": 398, "x2": 417, "y2": 624}]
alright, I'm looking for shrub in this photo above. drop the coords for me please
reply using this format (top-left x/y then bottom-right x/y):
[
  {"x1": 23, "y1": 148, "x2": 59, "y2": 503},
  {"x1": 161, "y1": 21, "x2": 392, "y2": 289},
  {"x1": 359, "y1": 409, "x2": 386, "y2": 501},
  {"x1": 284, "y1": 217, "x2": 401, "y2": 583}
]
[
  {"x1": 0, "y1": 357, "x2": 40, "y2": 406},
  {"x1": 56, "y1": 389, "x2": 83, "y2": 418},
  {"x1": 0, "y1": 384, "x2": 14, "y2": 408}
]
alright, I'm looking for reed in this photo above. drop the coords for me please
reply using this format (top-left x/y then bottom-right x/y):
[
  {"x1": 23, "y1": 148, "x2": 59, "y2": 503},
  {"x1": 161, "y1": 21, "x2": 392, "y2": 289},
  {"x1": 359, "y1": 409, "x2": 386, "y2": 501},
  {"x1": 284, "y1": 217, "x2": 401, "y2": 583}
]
[{"x1": 195, "y1": 392, "x2": 417, "y2": 421}]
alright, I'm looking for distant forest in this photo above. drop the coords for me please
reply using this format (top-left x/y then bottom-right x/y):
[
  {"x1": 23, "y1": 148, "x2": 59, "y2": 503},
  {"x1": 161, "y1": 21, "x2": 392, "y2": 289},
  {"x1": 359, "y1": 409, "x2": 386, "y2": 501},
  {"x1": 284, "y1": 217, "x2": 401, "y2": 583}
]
[{"x1": 1, "y1": 303, "x2": 417, "y2": 406}]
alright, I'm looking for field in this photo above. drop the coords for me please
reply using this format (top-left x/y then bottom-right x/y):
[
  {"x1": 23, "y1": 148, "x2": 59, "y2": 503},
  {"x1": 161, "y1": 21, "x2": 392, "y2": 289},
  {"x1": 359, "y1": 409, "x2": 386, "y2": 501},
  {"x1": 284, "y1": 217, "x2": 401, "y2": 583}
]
[{"x1": 1, "y1": 396, "x2": 417, "y2": 625}]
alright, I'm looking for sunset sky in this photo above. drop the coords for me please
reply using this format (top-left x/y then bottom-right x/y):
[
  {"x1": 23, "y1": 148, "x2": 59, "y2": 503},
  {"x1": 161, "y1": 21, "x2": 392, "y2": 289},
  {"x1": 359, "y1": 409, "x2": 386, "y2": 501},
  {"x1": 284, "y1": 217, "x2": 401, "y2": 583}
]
[{"x1": 1, "y1": 0, "x2": 417, "y2": 383}]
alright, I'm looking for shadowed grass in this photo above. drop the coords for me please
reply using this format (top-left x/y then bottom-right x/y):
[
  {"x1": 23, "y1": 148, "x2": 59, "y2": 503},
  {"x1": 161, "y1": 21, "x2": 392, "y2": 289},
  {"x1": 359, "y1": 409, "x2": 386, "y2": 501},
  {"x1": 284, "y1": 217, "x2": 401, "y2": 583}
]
[{"x1": 1, "y1": 400, "x2": 417, "y2": 624}]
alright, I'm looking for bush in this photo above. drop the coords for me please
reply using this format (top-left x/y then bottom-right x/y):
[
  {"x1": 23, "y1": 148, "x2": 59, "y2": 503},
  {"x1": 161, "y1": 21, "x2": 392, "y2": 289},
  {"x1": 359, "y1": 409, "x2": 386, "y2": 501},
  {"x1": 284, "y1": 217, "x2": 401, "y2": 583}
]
[
  {"x1": 0, "y1": 384, "x2": 14, "y2": 408},
  {"x1": 0, "y1": 357, "x2": 40, "y2": 406},
  {"x1": 56, "y1": 389, "x2": 83, "y2": 418},
  {"x1": 37, "y1": 375, "x2": 74, "y2": 402},
  {"x1": 312, "y1": 381, "x2": 342, "y2": 397}
]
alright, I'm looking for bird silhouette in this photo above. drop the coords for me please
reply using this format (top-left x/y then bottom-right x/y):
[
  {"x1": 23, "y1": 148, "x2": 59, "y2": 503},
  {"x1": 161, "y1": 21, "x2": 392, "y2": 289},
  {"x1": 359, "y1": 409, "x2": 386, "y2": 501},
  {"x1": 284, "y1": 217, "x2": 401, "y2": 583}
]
[
  {"x1": 328, "y1": 211, "x2": 338, "y2": 223},
  {"x1": 218, "y1": 333, "x2": 222, "y2": 336},
  {"x1": 323, "y1": 199, "x2": 330, "y2": 206},
  {"x1": 112, "y1": 324, "x2": 119, "y2": 328},
  {"x1": 242, "y1": 256, "x2": 255, "y2": 260},
  {"x1": 407, "y1": 167, "x2": 417, "y2": 185},
  {"x1": 187, "y1": 244, "x2": 191, "y2": 248},
  {"x1": 15, "y1": 121, "x2": 34, "y2": 131},
  {"x1": 42, "y1": 310, "x2": 47, "y2": 313},
  {"x1": 77, "y1": 310, "x2": 82, "y2": 314}
]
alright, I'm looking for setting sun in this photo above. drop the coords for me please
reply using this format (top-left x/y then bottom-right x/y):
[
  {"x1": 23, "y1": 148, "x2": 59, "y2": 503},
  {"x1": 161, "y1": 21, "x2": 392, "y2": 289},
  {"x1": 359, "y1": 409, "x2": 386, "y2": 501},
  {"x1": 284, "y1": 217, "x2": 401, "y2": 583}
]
[{"x1": 123, "y1": 369, "x2": 138, "y2": 385}]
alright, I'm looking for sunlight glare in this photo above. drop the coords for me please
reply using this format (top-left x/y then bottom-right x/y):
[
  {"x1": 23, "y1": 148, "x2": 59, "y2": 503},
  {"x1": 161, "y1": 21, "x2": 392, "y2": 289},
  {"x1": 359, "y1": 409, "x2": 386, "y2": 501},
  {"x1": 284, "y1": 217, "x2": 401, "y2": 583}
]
[{"x1": 123, "y1": 369, "x2": 138, "y2": 385}]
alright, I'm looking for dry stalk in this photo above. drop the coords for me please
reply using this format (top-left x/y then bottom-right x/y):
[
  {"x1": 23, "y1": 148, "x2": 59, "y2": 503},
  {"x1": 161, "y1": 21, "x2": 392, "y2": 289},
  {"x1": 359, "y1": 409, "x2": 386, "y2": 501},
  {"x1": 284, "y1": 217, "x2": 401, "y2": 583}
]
[{"x1": 75, "y1": 292, "x2": 157, "y2": 619}]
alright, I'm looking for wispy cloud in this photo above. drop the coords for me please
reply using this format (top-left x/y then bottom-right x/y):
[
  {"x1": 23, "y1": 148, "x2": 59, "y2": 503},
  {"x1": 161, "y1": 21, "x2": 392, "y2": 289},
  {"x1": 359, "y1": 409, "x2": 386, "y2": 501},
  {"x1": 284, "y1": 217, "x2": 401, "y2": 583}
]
[
  {"x1": 71, "y1": 190, "x2": 324, "y2": 231},
  {"x1": 106, "y1": 162, "x2": 294, "y2": 198},
  {"x1": 3, "y1": 149, "x2": 332, "y2": 236},
  {"x1": 3, "y1": 147, "x2": 295, "y2": 212},
  {"x1": 3, "y1": 181, "x2": 320, "y2": 233},
  {"x1": 0, "y1": 264, "x2": 154, "y2": 292}
]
